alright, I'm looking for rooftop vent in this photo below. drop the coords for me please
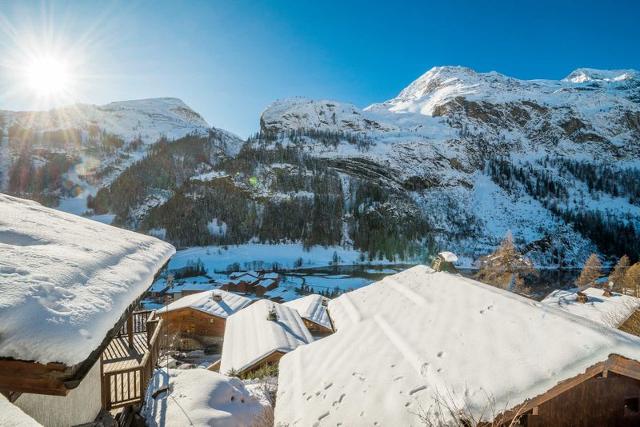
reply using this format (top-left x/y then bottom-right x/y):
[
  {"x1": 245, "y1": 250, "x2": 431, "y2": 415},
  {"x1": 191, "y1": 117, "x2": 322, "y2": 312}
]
[
  {"x1": 267, "y1": 306, "x2": 278, "y2": 321},
  {"x1": 212, "y1": 294, "x2": 223, "y2": 302}
]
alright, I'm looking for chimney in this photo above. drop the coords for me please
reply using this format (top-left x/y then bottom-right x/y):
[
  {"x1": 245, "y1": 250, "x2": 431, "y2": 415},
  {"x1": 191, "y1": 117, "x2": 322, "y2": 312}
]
[
  {"x1": 212, "y1": 293, "x2": 223, "y2": 302},
  {"x1": 576, "y1": 291, "x2": 588, "y2": 304}
]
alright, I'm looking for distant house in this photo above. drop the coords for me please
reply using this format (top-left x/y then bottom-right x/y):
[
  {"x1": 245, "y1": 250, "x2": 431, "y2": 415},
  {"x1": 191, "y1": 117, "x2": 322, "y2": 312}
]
[
  {"x1": 164, "y1": 278, "x2": 218, "y2": 300},
  {"x1": 222, "y1": 272, "x2": 260, "y2": 294},
  {"x1": 275, "y1": 265, "x2": 640, "y2": 426},
  {"x1": 155, "y1": 289, "x2": 252, "y2": 350},
  {"x1": 0, "y1": 194, "x2": 175, "y2": 426},
  {"x1": 254, "y1": 278, "x2": 279, "y2": 296},
  {"x1": 214, "y1": 300, "x2": 313, "y2": 376},
  {"x1": 283, "y1": 294, "x2": 333, "y2": 334},
  {"x1": 542, "y1": 287, "x2": 640, "y2": 334}
]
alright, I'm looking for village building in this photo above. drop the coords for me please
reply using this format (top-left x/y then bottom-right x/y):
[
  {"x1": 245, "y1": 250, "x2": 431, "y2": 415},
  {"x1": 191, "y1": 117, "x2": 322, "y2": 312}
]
[
  {"x1": 275, "y1": 265, "x2": 640, "y2": 427},
  {"x1": 254, "y1": 278, "x2": 279, "y2": 296},
  {"x1": 543, "y1": 287, "x2": 640, "y2": 335},
  {"x1": 0, "y1": 194, "x2": 175, "y2": 426},
  {"x1": 155, "y1": 289, "x2": 252, "y2": 351},
  {"x1": 283, "y1": 294, "x2": 333, "y2": 335},
  {"x1": 214, "y1": 300, "x2": 313, "y2": 376},
  {"x1": 221, "y1": 271, "x2": 260, "y2": 294}
]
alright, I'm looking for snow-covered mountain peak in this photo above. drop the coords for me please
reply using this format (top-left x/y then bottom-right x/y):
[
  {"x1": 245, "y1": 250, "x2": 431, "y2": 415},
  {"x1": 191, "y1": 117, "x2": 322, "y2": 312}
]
[
  {"x1": 260, "y1": 97, "x2": 394, "y2": 134},
  {"x1": 563, "y1": 68, "x2": 639, "y2": 84},
  {"x1": 3, "y1": 97, "x2": 210, "y2": 144}
]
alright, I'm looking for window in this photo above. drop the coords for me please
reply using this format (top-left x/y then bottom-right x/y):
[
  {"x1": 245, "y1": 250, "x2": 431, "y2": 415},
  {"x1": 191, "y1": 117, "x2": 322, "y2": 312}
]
[{"x1": 625, "y1": 397, "x2": 639, "y2": 416}]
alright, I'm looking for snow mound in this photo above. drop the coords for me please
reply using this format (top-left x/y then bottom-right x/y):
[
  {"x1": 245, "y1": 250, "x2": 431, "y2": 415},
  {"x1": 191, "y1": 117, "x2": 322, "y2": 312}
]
[
  {"x1": 275, "y1": 265, "x2": 640, "y2": 425},
  {"x1": 283, "y1": 294, "x2": 332, "y2": 331},
  {"x1": 160, "y1": 289, "x2": 252, "y2": 319},
  {"x1": 438, "y1": 251, "x2": 459, "y2": 263},
  {"x1": 219, "y1": 300, "x2": 313, "y2": 375},
  {"x1": 0, "y1": 193, "x2": 175, "y2": 365},
  {"x1": 0, "y1": 395, "x2": 41, "y2": 427},
  {"x1": 542, "y1": 287, "x2": 640, "y2": 328},
  {"x1": 143, "y1": 369, "x2": 271, "y2": 427}
]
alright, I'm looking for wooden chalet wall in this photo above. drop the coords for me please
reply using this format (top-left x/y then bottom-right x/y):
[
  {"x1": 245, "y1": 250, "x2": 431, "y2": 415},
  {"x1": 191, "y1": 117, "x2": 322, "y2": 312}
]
[
  {"x1": 522, "y1": 372, "x2": 640, "y2": 427},
  {"x1": 158, "y1": 307, "x2": 226, "y2": 349}
]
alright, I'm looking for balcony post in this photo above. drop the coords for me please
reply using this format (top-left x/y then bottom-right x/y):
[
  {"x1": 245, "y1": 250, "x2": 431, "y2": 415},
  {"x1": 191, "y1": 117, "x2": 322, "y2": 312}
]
[{"x1": 127, "y1": 312, "x2": 134, "y2": 349}]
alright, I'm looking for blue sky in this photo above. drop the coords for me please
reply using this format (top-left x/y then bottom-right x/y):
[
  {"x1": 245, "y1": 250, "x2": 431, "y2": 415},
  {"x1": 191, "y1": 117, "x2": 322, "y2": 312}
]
[{"x1": 1, "y1": 0, "x2": 639, "y2": 137}]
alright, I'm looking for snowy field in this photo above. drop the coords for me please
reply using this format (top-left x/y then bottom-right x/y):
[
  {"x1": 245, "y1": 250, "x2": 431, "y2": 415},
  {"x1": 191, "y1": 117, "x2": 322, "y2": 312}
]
[
  {"x1": 167, "y1": 243, "x2": 412, "y2": 272},
  {"x1": 144, "y1": 244, "x2": 412, "y2": 304}
]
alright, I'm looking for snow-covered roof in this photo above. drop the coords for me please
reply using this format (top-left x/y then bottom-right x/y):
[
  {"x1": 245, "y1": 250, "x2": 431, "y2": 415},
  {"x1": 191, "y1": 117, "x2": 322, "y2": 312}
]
[
  {"x1": 255, "y1": 278, "x2": 276, "y2": 288},
  {"x1": 220, "y1": 300, "x2": 313, "y2": 374},
  {"x1": 0, "y1": 395, "x2": 41, "y2": 427},
  {"x1": 160, "y1": 289, "x2": 252, "y2": 318},
  {"x1": 438, "y1": 251, "x2": 458, "y2": 263},
  {"x1": 229, "y1": 271, "x2": 259, "y2": 280},
  {"x1": 275, "y1": 265, "x2": 640, "y2": 426},
  {"x1": 0, "y1": 194, "x2": 175, "y2": 365},
  {"x1": 283, "y1": 294, "x2": 332, "y2": 331},
  {"x1": 542, "y1": 287, "x2": 640, "y2": 328},
  {"x1": 143, "y1": 369, "x2": 270, "y2": 427},
  {"x1": 262, "y1": 272, "x2": 280, "y2": 280}
]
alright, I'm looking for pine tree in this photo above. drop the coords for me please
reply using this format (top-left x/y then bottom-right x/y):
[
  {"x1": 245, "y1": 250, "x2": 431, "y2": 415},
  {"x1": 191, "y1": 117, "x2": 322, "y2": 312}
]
[
  {"x1": 575, "y1": 253, "x2": 602, "y2": 290},
  {"x1": 608, "y1": 255, "x2": 630, "y2": 292},
  {"x1": 476, "y1": 231, "x2": 535, "y2": 293},
  {"x1": 623, "y1": 263, "x2": 640, "y2": 297}
]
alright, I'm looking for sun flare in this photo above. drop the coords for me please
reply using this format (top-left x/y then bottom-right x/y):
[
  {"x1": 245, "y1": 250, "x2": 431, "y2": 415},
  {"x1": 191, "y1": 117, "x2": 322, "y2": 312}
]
[{"x1": 25, "y1": 55, "x2": 73, "y2": 97}]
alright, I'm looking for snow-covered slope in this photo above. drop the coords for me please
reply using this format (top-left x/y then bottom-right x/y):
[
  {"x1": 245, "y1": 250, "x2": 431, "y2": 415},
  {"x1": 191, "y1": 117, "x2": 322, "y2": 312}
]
[
  {"x1": 0, "y1": 97, "x2": 243, "y2": 221},
  {"x1": 253, "y1": 66, "x2": 640, "y2": 265},
  {"x1": 2, "y1": 97, "x2": 210, "y2": 144}
]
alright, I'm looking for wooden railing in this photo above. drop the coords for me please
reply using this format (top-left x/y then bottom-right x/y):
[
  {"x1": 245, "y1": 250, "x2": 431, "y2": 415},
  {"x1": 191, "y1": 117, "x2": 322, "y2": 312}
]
[
  {"x1": 117, "y1": 310, "x2": 153, "y2": 336},
  {"x1": 102, "y1": 315, "x2": 163, "y2": 410}
]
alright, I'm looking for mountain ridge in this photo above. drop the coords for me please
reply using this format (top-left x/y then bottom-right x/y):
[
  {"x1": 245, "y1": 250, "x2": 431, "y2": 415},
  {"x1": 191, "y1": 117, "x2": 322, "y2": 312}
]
[{"x1": 2, "y1": 67, "x2": 639, "y2": 266}]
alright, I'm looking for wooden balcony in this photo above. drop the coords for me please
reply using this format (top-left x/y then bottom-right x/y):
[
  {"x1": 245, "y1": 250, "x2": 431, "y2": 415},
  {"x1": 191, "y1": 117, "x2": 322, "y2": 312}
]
[{"x1": 100, "y1": 310, "x2": 163, "y2": 411}]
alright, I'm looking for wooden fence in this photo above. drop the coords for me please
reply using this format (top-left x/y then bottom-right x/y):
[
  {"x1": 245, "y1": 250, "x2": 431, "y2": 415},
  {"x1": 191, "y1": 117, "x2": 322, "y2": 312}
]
[{"x1": 102, "y1": 313, "x2": 163, "y2": 410}]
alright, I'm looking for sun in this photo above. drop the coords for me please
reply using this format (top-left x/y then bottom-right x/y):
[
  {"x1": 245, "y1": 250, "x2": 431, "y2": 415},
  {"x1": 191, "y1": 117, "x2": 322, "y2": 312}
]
[{"x1": 25, "y1": 55, "x2": 73, "y2": 97}]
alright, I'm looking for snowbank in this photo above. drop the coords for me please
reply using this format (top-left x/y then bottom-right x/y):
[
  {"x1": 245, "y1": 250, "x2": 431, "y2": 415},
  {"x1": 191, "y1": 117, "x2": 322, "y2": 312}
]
[
  {"x1": 0, "y1": 194, "x2": 175, "y2": 365},
  {"x1": 219, "y1": 300, "x2": 313, "y2": 375},
  {"x1": 143, "y1": 369, "x2": 271, "y2": 427},
  {"x1": 159, "y1": 289, "x2": 252, "y2": 318},
  {"x1": 275, "y1": 265, "x2": 640, "y2": 425},
  {"x1": 542, "y1": 287, "x2": 640, "y2": 328},
  {"x1": 0, "y1": 395, "x2": 41, "y2": 427},
  {"x1": 283, "y1": 294, "x2": 332, "y2": 331}
]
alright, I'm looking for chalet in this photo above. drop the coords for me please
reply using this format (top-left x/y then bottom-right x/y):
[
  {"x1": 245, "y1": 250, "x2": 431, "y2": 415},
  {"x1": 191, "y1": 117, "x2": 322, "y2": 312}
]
[
  {"x1": 164, "y1": 277, "x2": 218, "y2": 300},
  {"x1": 215, "y1": 300, "x2": 312, "y2": 376},
  {"x1": 543, "y1": 287, "x2": 640, "y2": 335},
  {"x1": 155, "y1": 289, "x2": 252, "y2": 351},
  {"x1": 254, "y1": 278, "x2": 279, "y2": 296},
  {"x1": 221, "y1": 272, "x2": 259, "y2": 294},
  {"x1": 283, "y1": 294, "x2": 333, "y2": 334},
  {"x1": 0, "y1": 194, "x2": 175, "y2": 426},
  {"x1": 275, "y1": 265, "x2": 640, "y2": 426}
]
